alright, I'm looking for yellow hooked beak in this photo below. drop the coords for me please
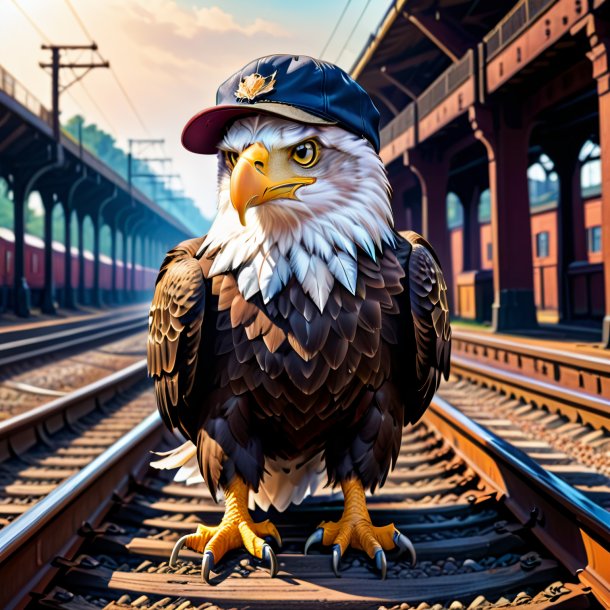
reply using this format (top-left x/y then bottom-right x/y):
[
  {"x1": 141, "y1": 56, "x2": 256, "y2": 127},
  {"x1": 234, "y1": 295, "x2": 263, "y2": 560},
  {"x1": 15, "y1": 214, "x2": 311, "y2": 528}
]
[{"x1": 230, "y1": 142, "x2": 316, "y2": 226}]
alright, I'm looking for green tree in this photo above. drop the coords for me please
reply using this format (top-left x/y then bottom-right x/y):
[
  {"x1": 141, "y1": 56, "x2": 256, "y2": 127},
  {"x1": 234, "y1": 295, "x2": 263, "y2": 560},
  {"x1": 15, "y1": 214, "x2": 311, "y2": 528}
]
[{"x1": 63, "y1": 115, "x2": 210, "y2": 235}]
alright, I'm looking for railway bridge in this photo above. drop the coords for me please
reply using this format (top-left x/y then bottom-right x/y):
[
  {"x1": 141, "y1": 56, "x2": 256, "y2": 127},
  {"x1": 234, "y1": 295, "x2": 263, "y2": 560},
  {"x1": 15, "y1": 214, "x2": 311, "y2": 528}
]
[{"x1": 0, "y1": 64, "x2": 191, "y2": 317}]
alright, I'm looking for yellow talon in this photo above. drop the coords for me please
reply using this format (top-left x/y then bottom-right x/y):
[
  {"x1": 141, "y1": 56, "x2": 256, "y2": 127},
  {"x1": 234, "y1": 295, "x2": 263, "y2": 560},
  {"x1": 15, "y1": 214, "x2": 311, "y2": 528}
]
[
  {"x1": 169, "y1": 476, "x2": 281, "y2": 583},
  {"x1": 304, "y1": 477, "x2": 416, "y2": 578}
]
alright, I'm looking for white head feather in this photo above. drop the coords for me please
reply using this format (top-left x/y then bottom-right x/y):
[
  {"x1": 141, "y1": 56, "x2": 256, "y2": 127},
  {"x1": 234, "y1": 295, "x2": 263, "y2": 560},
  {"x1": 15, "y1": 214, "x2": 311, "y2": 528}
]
[{"x1": 201, "y1": 115, "x2": 395, "y2": 311}]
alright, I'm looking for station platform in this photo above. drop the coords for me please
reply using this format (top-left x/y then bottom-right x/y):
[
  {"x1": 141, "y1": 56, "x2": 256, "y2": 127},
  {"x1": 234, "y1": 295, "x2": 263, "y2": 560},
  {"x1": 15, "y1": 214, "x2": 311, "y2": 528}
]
[{"x1": 0, "y1": 303, "x2": 149, "y2": 344}]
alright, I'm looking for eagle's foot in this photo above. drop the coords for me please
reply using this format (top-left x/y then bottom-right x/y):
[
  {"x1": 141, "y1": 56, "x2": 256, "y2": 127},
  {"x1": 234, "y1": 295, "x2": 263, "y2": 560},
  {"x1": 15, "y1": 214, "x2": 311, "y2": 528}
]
[
  {"x1": 304, "y1": 478, "x2": 416, "y2": 579},
  {"x1": 169, "y1": 476, "x2": 281, "y2": 584}
]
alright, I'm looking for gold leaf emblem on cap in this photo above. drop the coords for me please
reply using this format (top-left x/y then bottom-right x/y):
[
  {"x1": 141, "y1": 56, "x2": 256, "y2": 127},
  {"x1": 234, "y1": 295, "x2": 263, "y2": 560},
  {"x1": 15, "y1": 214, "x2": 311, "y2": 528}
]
[{"x1": 235, "y1": 71, "x2": 277, "y2": 101}]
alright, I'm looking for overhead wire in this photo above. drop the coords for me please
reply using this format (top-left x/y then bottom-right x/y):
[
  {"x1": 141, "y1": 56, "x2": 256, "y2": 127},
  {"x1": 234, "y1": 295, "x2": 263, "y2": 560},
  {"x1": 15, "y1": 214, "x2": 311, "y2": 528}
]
[
  {"x1": 9, "y1": 0, "x2": 118, "y2": 135},
  {"x1": 319, "y1": 0, "x2": 352, "y2": 59},
  {"x1": 9, "y1": 0, "x2": 51, "y2": 43},
  {"x1": 12, "y1": 0, "x2": 200, "y2": 211},
  {"x1": 68, "y1": 70, "x2": 119, "y2": 134},
  {"x1": 63, "y1": 0, "x2": 94, "y2": 40},
  {"x1": 334, "y1": 0, "x2": 373, "y2": 64},
  {"x1": 107, "y1": 71, "x2": 150, "y2": 134},
  {"x1": 62, "y1": 0, "x2": 150, "y2": 135}
]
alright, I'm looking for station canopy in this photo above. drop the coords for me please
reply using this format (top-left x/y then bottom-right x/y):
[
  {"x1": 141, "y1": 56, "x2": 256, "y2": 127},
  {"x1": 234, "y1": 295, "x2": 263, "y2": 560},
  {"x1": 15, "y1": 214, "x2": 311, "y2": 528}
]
[{"x1": 351, "y1": 0, "x2": 516, "y2": 127}]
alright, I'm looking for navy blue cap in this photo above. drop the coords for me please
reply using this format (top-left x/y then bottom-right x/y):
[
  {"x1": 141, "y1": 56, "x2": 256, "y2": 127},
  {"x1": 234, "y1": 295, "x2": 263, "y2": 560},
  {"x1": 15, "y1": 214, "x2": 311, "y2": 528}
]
[{"x1": 182, "y1": 54, "x2": 381, "y2": 153}]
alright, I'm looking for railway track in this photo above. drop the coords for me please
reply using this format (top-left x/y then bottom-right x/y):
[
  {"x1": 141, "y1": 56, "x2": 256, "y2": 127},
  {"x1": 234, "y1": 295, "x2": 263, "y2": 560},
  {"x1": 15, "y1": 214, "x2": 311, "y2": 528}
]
[
  {"x1": 0, "y1": 306, "x2": 148, "y2": 369},
  {"x1": 0, "y1": 360, "x2": 152, "y2": 532},
  {"x1": 438, "y1": 380, "x2": 610, "y2": 492},
  {"x1": 0, "y1": 331, "x2": 147, "y2": 420},
  {"x1": 446, "y1": 330, "x2": 610, "y2": 505},
  {"x1": 450, "y1": 329, "x2": 610, "y2": 429},
  {"x1": 0, "y1": 359, "x2": 607, "y2": 609}
]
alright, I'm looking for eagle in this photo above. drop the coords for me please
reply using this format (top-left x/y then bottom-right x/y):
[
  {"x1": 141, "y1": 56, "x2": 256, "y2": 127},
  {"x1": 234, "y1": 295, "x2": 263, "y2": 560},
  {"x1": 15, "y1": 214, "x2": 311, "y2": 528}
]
[{"x1": 147, "y1": 55, "x2": 450, "y2": 583}]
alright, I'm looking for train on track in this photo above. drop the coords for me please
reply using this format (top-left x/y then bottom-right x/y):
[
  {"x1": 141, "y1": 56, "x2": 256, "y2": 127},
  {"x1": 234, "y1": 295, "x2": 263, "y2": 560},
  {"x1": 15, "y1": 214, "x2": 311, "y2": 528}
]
[{"x1": 0, "y1": 227, "x2": 158, "y2": 309}]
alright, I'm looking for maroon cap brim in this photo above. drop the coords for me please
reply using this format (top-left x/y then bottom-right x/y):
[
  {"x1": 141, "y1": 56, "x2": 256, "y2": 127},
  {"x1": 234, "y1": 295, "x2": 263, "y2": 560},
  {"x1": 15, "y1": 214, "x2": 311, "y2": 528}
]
[
  {"x1": 181, "y1": 103, "x2": 335, "y2": 155},
  {"x1": 181, "y1": 106, "x2": 260, "y2": 154}
]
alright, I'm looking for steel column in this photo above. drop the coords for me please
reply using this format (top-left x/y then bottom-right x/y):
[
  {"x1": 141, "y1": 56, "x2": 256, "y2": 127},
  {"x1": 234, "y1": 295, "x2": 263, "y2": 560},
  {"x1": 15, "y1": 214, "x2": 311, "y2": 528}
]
[
  {"x1": 469, "y1": 105, "x2": 537, "y2": 331},
  {"x1": 62, "y1": 173, "x2": 87, "y2": 309},
  {"x1": 577, "y1": 16, "x2": 610, "y2": 346},
  {"x1": 40, "y1": 190, "x2": 56, "y2": 314},
  {"x1": 77, "y1": 212, "x2": 86, "y2": 305},
  {"x1": 404, "y1": 148, "x2": 453, "y2": 306},
  {"x1": 10, "y1": 151, "x2": 64, "y2": 317},
  {"x1": 11, "y1": 179, "x2": 29, "y2": 317},
  {"x1": 94, "y1": 189, "x2": 118, "y2": 307}
]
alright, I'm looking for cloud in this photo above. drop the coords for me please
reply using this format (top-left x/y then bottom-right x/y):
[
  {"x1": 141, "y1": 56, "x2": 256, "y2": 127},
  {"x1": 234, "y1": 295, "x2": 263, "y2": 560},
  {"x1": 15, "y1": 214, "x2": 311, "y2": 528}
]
[
  {"x1": 0, "y1": 0, "x2": 313, "y2": 220},
  {"x1": 122, "y1": 1, "x2": 287, "y2": 39}
]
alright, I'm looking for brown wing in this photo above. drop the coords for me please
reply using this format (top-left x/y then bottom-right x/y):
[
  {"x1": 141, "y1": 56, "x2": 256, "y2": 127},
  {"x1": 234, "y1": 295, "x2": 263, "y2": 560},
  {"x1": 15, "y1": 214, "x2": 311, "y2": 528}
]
[
  {"x1": 396, "y1": 230, "x2": 451, "y2": 424},
  {"x1": 147, "y1": 237, "x2": 206, "y2": 439}
]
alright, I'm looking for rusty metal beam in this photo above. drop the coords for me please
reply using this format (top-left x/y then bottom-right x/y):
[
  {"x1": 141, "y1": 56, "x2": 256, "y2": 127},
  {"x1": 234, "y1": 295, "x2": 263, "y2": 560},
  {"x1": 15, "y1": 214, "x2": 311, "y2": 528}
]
[
  {"x1": 402, "y1": 10, "x2": 472, "y2": 62},
  {"x1": 378, "y1": 67, "x2": 418, "y2": 100}
]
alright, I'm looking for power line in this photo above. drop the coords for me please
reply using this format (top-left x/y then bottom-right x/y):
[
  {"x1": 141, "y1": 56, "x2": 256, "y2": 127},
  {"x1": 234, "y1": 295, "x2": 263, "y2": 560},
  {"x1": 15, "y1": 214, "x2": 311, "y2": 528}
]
[
  {"x1": 62, "y1": 0, "x2": 150, "y2": 135},
  {"x1": 12, "y1": 0, "x2": 189, "y2": 204},
  {"x1": 319, "y1": 0, "x2": 352, "y2": 59},
  {"x1": 9, "y1": 0, "x2": 51, "y2": 43},
  {"x1": 70, "y1": 71, "x2": 118, "y2": 135},
  {"x1": 63, "y1": 0, "x2": 94, "y2": 41},
  {"x1": 65, "y1": 89, "x2": 86, "y2": 115},
  {"x1": 10, "y1": 1, "x2": 116, "y2": 137},
  {"x1": 335, "y1": 0, "x2": 373, "y2": 64},
  {"x1": 109, "y1": 71, "x2": 149, "y2": 134}
]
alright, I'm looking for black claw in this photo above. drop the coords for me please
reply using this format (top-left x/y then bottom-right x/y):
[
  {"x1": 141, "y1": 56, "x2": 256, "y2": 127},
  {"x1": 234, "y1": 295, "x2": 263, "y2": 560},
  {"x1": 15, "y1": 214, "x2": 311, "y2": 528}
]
[
  {"x1": 265, "y1": 533, "x2": 282, "y2": 551},
  {"x1": 375, "y1": 549, "x2": 387, "y2": 580},
  {"x1": 201, "y1": 551, "x2": 214, "y2": 584},
  {"x1": 332, "y1": 544, "x2": 342, "y2": 577},
  {"x1": 169, "y1": 535, "x2": 189, "y2": 568},
  {"x1": 304, "y1": 528, "x2": 324, "y2": 555},
  {"x1": 393, "y1": 530, "x2": 417, "y2": 566},
  {"x1": 262, "y1": 544, "x2": 278, "y2": 577}
]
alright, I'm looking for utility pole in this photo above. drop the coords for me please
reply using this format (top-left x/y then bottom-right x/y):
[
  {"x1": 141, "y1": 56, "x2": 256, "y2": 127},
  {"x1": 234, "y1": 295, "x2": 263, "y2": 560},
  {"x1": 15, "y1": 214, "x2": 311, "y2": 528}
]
[
  {"x1": 127, "y1": 138, "x2": 178, "y2": 205},
  {"x1": 128, "y1": 138, "x2": 165, "y2": 194},
  {"x1": 39, "y1": 43, "x2": 109, "y2": 141}
]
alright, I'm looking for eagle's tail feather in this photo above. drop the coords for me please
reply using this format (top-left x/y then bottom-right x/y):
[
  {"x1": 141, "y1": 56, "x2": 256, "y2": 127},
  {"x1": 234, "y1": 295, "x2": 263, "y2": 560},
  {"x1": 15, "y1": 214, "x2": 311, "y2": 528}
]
[
  {"x1": 150, "y1": 441, "x2": 204, "y2": 485},
  {"x1": 151, "y1": 442, "x2": 325, "y2": 512},
  {"x1": 252, "y1": 454, "x2": 325, "y2": 512},
  {"x1": 150, "y1": 440, "x2": 197, "y2": 469}
]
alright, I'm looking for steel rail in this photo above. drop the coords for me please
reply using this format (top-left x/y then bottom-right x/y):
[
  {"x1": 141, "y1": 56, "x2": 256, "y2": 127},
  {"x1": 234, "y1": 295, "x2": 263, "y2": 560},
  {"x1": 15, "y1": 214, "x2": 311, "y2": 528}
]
[
  {"x1": 452, "y1": 329, "x2": 610, "y2": 374},
  {"x1": 0, "y1": 360, "x2": 147, "y2": 459},
  {"x1": 0, "y1": 312, "x2": 147, "y2": 368},
  {"x1": 426, "y1": 396, "x2": 610, "y2": 607},
  {"x1": 450, "y1": 352, "x2": 610, "y2": 428},
  {"x1": 0, "y1": 411, "x2": 162, "y2": 610},
  {"x1": 0, "y1": 359, "x2": 147, "y2": 438}
]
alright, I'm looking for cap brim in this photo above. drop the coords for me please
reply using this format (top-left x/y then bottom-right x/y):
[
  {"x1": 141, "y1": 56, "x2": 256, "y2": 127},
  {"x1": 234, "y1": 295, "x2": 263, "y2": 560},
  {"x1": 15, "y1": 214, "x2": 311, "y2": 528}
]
[{"x1": 181, "y1": 102, "x2": 336, "y2": 154}]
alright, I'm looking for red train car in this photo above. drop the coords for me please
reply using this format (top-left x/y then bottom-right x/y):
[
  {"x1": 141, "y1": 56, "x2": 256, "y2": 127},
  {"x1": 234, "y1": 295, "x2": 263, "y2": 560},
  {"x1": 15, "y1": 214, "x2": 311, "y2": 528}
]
[{"x1": 0, "y1": 227, "x2": 156, "y2": 310}]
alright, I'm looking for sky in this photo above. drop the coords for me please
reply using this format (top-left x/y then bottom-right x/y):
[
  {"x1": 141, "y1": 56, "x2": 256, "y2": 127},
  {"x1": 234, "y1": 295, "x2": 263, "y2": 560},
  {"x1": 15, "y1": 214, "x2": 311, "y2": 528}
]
[{"x1": 0, "y1": 0, "x2": 391, "y2": 220}]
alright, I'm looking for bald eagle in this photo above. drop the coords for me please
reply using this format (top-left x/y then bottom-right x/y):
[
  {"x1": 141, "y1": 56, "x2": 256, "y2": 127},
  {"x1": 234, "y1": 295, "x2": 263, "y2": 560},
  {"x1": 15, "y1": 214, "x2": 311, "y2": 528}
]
[{"x1": 148, "y1": 114, "x2": 450, "y2": 582}]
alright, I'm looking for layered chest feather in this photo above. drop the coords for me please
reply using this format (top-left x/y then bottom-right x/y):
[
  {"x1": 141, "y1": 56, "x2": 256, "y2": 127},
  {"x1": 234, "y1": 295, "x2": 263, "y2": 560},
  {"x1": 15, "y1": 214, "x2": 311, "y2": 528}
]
[{"x1": 206, "y1": 251, "x2": 405, "y2": 422}]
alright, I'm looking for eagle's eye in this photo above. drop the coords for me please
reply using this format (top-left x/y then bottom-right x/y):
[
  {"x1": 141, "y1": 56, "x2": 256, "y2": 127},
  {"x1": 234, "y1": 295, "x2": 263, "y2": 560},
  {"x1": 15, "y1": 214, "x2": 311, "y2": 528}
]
[
  {"x1": 224, "y1": 150, "x2": 239, "y2": 170},
  {"x1": 291, "y1": 140, "x2": 319, "y2": 168}
]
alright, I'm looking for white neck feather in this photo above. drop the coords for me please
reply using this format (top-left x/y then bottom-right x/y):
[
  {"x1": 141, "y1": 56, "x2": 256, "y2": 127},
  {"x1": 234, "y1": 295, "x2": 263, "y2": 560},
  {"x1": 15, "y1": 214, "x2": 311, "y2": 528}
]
[{"x1": 200, "y1": 117, "x2": 395, "y2": 311}]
